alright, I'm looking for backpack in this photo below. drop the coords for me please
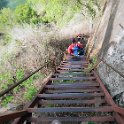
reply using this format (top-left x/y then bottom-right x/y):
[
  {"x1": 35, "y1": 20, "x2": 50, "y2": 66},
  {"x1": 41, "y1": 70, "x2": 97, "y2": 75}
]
[
  {"x1": 73, "y1": 45, "x2": 80, "y2": 56},
  {"x1": 73, "y1": 45, "x2": 84, "y2": 56}
]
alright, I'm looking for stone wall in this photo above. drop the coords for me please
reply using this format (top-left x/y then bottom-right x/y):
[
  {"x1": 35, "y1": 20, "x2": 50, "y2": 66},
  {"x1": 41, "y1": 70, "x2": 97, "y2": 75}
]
[{"x1": 89, "y1": 0, "x2": 124, "y2": 106}]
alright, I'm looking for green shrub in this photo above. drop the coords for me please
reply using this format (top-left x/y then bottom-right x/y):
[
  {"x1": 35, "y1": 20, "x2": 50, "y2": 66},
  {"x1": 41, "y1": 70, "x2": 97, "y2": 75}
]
[
  {"x1": 15, "y1": 4, "x2": 41, "y2": 24},
  {"x1": 86, "y1": 0, "x2": 95, "y2": 17},
  {"x1": 27, "y1": 0, "x2": 101, "y2": 26},
  {"x1": 27, "y1": 0, "x2": 82, "y2": 26},
  {"x1": 0, "y1": 68, "x2": 43, "y2": 106},
  {"x1": 23, "y1": 85, "x2": 37, "y2": 100},
  {"x1": 0, "y1": 72, "x2": 13, "y2": 91},
  {"x1": 16, "y1": 69, "x2": 25, "y2": 80},
  {"x1": 0, "y1": 8, "x2": 16, "y2": 31},
  {"x1": 13, "y1": 69, "x2": 25, "y2": 93},
  {"x1": 0, "y1": 0, "x2": 100, "y2": 28},
  {"x1": 1, "y1": 96, "x2": 14, "y2": 107},
  {"x1": 84, "y1": 56, "x2": 97, "y2": 73},
  {"x1": 13, "y1": 71, "x2": 43, "y2": 99}
]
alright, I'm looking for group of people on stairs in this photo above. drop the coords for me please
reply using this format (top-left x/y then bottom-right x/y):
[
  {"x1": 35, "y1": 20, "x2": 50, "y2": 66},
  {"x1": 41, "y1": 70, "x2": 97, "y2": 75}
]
[{"x1": 67, "y1": 34, "x2": 85, "y2": 56}]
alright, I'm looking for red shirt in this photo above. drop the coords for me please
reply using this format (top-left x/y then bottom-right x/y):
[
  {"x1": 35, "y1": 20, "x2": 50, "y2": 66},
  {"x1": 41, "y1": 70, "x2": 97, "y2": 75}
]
[{"x1": 67, "y1": 43, "x2": 83, "y2": 54}]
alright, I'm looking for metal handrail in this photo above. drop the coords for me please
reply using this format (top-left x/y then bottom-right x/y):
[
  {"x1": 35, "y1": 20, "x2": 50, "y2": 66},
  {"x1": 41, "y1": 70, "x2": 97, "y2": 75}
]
[
  {"x1": 0, "y1": 61, "x2": 51, "y2": 97},
  {"x1": 101, "y1": 59, "x2": 124, "y2": 78},
  {"x1": 89, "y1": 58, "x2": 124, "y2": 78},
  {"x1": 93, "y1": 71, "x2": 124, "y2": 116}
]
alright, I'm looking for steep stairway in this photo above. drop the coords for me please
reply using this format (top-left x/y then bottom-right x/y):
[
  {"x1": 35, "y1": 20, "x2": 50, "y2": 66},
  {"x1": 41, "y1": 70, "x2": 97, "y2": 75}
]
[{"x1": 0, "y1": 55, "x2": 124, "y2": 124}]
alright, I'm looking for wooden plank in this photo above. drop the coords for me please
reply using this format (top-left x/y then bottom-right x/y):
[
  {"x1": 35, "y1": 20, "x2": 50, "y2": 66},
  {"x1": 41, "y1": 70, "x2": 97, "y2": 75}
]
[
  {"x1": 50, "y1": 77, "x2": 96, "y2": 81},
  {"x1": 47, "y1": 82, "x2": 97, "y2": 86},
  {"x1": 28, "y1": 106, "x2": 113, "y2": 113},
  {"x1": 56, "y1": 70, "x2": 88, "y2": 73},
  {"x1": 37, "y1": 93, "x2": 104, "y2": 99},
  {"x1": 56, "y1": 71, "x2": 91, "y2": 74},
  {"x1": 45, "y1": 83, "x2": 99, "y2": 89},
  {"x1": 61, "y1": 62, "x2": 88, "y2": 64},
  {"x1": 51, "y1": 81, "x2": 97, "y2": 85},
  {"x1": 39, "y1": 99, "x2": 106, "y2": 105},
  {"x1": 57, "y1": 69, "x2": 85, "y2": 72},
  {"x1": 62, "y1": 60, "x2": 88, "y2": 64},
  {"x1": 54, "y1": 73, "x2": 93, "y2": 76},
  {"x1": 58, "y1": 67, "x2": 83, "y2": 70},
  {"x1": 45, "y1": 88, "x2": 101, "y2": 93},
  {"x1": 60, "y1": 64, "x2": 88, "y2": 67},
  {"x1": 54, "y1": 81, "x2": 96, "y2": 84},
  {"x1": 27, "y1": 116, "x2": 114, "y2": 122},
  {"x1": 59, "y1": 66, "x2": 82, "y2": 69}
]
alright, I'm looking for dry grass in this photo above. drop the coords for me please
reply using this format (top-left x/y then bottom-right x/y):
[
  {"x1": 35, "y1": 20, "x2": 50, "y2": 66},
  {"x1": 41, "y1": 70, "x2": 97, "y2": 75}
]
[{"x1": 0, "y1": 14, "x2": 93, "y2": 106}]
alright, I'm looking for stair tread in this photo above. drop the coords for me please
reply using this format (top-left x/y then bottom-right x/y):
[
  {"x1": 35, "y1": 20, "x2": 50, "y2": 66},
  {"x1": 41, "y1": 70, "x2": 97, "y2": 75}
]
[
  {"x1": 27, "y1": 116, "x2": 114, "y2": 122},
  {"x1": 38, "y1": 92, "x2": 104, "y2": 99},
  {"x1": 28, "y1": 106, "x2": 113, "y2": 113}
]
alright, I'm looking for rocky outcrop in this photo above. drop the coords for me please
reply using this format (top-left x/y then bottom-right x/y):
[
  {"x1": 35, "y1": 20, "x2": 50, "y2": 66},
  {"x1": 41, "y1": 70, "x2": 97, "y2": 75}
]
[{"x1": 88, "y1": 0, "x2": 124, "y2": 107}]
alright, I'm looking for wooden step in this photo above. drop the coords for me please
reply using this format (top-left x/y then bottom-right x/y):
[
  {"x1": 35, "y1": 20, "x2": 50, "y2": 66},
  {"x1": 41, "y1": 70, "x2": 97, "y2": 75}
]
[
  {"x1": 28, "y1": 106, "x2": 113, "y2": 113},
  {"x1": 37, "y1": 92, "x2": 104, "y2": 99},
  {"x1": 45, "y1": 83, "x2": 99, "y2": 89},
  {"x1": 27, "y1": 116, "x2": 114, "y2": 123},
  {"x1": 39, "y1": 99, "x2": 106, "y2": 105},
  {"x1": 50, "y1": 77, "x2": 96, "y2": 81},
  {"x1": 45, "y1": 88, "x2": 101, "y2": 93}
]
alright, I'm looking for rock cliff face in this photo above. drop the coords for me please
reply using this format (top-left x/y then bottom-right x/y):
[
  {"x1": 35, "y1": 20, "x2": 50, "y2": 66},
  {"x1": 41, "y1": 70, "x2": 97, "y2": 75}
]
[{"x1": 88, "y1": 0, "x2": 124, "y2": 106}]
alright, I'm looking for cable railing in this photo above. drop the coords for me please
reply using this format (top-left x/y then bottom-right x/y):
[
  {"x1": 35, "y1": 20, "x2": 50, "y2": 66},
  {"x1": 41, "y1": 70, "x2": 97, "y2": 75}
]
[
  {"x1": 101, "y1": 59, "x2": 124, "y2": 78},
  {"x1": 88, "y1": 58, "x2": 124, "y2": 78},
  {"x1": 0, "y1": 61, "x2": 52, "y2": 97}
]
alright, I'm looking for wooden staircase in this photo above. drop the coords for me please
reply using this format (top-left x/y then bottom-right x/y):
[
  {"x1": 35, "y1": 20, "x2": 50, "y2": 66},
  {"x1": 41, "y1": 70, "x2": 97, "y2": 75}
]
[{"x1": 0, "y1": 55, "x2": 124, "y2": 124}]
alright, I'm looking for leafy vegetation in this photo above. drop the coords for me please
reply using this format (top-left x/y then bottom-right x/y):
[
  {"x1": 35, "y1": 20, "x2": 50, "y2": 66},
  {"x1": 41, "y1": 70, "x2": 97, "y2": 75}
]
[
  {"x1": 27, "y1": 0, "x2": 82, "y2": 26},
  {"x1": 0, "y1": 0, "x2": 101, "y2": 31},
  {"x1": 15, "y1": 4, "x2": 41, "y2": 24},
  {"x1": 23, "y1": 85, "x2": 37, "y2": 100},
  {"x1": 0, "y1": 8, "x2": 16, "y2": 31},
  {"x1": 0, "y1": 68, "x2": 44, "y2": 106},
  {"x1": 86, "y1": 0, "x2": 97, "y2": 18},
  {"x1": 1, "y1": 96, "x2": 14, "y2": 107},
  {"x1": 84, "y1": 56, "x2": 97, "y2": 73},
  {"x1": 0, "y1": 72, "x2": 13, "y2": 92},
  {"x1": 0, "y1": 0, "x2": 101, "y2": 106}
]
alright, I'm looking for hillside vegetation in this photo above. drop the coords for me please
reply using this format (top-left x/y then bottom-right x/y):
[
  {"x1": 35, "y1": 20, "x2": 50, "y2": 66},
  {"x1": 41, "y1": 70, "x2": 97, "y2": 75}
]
[{"x1": 0, "y1": 0, "x2": 102, "y2": 107}]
